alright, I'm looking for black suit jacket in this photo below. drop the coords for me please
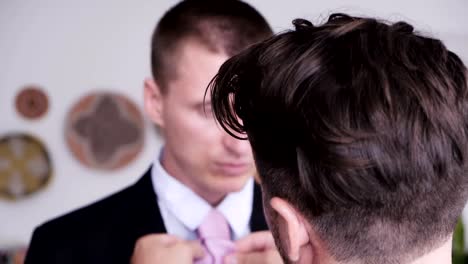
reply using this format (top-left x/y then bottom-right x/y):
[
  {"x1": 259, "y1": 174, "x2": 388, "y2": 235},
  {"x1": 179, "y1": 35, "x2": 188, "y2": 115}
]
[{"x1": 24, "y1": 168, "x2": 268, "y2": 264}]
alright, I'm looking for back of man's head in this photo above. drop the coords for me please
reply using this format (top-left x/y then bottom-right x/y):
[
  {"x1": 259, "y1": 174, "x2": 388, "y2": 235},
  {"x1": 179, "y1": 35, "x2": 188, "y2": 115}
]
[
  {"x1": 209, "y1": 13, "x2": 468, "y2": 263},
  {"x1": 151, "y1": 0, "x2": 272, "y2": 92}
]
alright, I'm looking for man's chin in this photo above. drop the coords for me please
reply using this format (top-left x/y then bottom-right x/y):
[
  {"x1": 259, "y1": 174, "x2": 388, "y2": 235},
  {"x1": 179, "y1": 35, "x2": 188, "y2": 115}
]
[{"x1": 214, "y1": 174, "x2": 252, "y2": 192}]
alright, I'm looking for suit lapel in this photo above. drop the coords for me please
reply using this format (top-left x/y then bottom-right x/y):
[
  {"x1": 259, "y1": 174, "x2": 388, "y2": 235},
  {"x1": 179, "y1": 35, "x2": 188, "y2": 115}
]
[
  {"x1": 249, "y1": 183, "x2": 269, "y2": 232},
  {"x1": 98, "y1": 167, "x2": 167, "y2": 263},
  {"x1": 127, "y1": 167, "x2": 167, "y2": 237}
]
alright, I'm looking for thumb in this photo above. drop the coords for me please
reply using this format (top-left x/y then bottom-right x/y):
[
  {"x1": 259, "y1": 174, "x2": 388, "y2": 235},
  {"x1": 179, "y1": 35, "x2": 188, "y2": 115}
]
[
  {"x1": 235, "y1": 231, "x2": 276, "y2": 252},
  {"x1": 224, "y1": 251, "x2": 262, "y2": 264},
  {"x1": 187, "y1": 240, "x2": 206, "y2": 260},
  {"x1": 224, "y1": 250, "x2": 283, "y2": 264},
  {"x1": 152, "y1": 234, "x2": 181, "y2": 245},
  {"x1": 224, "y1": 253, "x2": 239, "y2": 264}
]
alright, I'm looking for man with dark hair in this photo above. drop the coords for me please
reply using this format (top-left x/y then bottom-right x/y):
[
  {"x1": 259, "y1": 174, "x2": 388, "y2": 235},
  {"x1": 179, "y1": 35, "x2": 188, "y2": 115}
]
[
  {"x1": 25, "y1": 1, "x2": 279, "y2": 263},
  {"x1": 209, "y1": 14, "x2": 468, "y2": 264}
]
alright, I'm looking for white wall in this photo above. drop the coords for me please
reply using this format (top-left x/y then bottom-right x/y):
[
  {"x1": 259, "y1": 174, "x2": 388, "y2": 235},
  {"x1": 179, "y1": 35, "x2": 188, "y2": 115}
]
[{"x1": 0, "y1": 0, "x2": 467, "y2": 248}]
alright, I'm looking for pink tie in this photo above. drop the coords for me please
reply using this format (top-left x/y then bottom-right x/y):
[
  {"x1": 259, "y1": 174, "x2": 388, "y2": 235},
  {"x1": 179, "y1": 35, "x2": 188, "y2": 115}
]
[{"x1": 194, "y1": 210, "x2": 235, "y2": 264}]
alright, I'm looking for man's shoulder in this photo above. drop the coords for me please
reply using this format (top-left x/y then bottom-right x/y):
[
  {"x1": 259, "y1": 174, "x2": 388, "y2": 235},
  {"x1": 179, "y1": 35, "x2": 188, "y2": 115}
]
[
  {"x1": 36, "y1": 168, "x2": 156, "y2": 236},
  {"x1": 36, "y1": 182, "x2": 139, "y2": 237},
  {"x1": 25, "y1": 183, "x2": 141, "y2": 263},
  {"x1": 25, "y1": 170, "x2": 164, "y2": 263}
]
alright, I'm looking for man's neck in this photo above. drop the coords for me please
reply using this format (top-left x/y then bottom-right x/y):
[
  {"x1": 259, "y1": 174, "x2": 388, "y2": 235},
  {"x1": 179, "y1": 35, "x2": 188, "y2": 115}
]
[
  {"x1": 411, "y1": 238, "x2": 452, "y2": 264},
  {"x1": 160, "y1": 148, "x2": 226, "y2": 206},
  {"x1": 309, "y1": 237, "x2": 453, "y2": 264}
]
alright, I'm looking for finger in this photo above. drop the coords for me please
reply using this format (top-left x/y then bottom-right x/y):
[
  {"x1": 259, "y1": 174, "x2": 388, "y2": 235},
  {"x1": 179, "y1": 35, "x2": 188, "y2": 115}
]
[
  {"x1": 138, "y1": 233, "x2": 181, "y2": 246},
  {"x1": 235, "y1": 231, "x2": 276, "y2": 252},
  {"x1": 187, "y1": 240, "x2": 206, "y2": 259},
  {"x1": 225, "y1": 249, "x2": 283, "y2": 264}
]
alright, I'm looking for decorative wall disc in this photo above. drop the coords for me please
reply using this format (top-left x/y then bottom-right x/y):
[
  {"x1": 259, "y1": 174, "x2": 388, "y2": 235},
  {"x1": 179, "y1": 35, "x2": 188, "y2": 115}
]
[
  {"x1": 15, "y1": 85, "x2": 49, "y2": 119},
  {"x1": 0, "y1": 133, "x2": 52, "y2": 200},
  {"x1": 65, "y1": 92, "x2": 145, "y2": 170}
]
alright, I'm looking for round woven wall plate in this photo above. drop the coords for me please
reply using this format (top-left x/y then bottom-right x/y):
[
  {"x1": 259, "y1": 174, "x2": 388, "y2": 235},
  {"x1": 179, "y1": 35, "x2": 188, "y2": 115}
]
[
  {"x1": 65, "y1": 92, "x2": 145, "y2": 171},
  {"x1": 15, "y1": 85, "x2": 49, "y2": 120},
  {"x1": 0, "y1": 133, "x2": 52, "y2": 200}
]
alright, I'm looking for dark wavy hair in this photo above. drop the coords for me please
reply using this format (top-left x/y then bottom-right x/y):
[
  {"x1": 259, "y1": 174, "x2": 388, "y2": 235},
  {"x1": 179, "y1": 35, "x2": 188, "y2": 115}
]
[
  {"x1": 209, "y1": 13, "x2": 468, "y2": 263},
  {"x1": 151, "y1": 0, "x2": 272, "y2": 92}
]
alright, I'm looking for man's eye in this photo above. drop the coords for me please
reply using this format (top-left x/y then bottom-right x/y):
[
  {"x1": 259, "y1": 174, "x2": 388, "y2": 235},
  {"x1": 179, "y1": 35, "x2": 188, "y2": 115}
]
[
  {"x1": 197, "y1": 106, "x2": 213, "y2": 117},
  {"x1": 202, "y1": 107, "x2": 213, "y2": 117}
]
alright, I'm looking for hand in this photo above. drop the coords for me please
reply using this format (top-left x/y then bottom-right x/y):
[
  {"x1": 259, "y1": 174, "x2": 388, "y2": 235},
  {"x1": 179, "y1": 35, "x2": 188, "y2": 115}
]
[
  {"x1": 131, "y1": 234, "x2": 205, "y2": 264},
  {"x1": 224, "y1": 231, "x2": 283, "y2": 264}
]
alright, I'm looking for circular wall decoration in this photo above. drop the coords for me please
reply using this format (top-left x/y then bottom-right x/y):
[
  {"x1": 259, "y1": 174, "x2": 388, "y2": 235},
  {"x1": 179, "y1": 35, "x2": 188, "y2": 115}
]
[
  {"x1": 15, "y1": 85, "x2": 49, "y2": 120},
  {"x1": 65, "y1": 92, "x2": 145, "y2": 171},
  {"x1": 0, "y1": 133, "x2": 52, "y2": 200}
]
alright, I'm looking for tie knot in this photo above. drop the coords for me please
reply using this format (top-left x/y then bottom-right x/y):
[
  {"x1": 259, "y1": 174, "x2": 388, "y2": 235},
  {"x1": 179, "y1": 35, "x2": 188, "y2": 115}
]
[
  {"x1": 195, "y1": 210, "x2": 235, "y2": 264},
  {"x1": 197, "y1": 209, "x2": 231, "y2": 240}
]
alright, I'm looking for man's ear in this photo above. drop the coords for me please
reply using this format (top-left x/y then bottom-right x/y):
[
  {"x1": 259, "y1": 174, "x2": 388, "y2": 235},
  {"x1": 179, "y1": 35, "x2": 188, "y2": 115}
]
[
  {"x1": 144, "y1": 78, "x2": 164, "y2": 127},
  {"x1": 270, "y1": 197, "x2": 310, "y2": 262}
]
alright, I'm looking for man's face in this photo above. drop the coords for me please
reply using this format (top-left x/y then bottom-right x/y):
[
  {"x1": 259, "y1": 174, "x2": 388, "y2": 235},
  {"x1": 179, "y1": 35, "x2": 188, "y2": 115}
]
[{"x1": 154, "y1": 41, "x2": 255, "y2": 204}]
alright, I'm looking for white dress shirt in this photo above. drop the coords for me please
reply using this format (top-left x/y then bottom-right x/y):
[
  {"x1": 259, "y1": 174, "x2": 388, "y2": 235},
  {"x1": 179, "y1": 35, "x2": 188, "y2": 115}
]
[{"x1": 151, "y1": 152, "x2": 254, "y2": 240}]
